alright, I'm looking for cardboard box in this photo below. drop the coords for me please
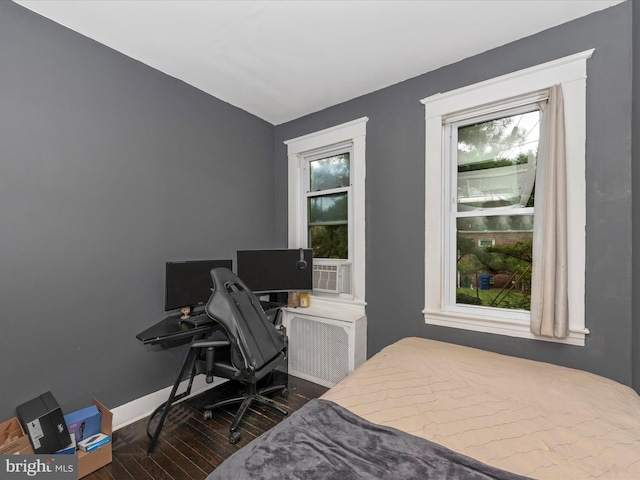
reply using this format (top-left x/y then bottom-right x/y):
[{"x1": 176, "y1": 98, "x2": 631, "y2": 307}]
[
  {"x1": 64, "y1": 405, "x2": 101, "y2": 444},
  {"x1": 16, "y1": 391, "x2": 71, "y2": 454},
  {"x1": 0, "y1": 417, "x2": 34, "y2": 455},
  {"x1": 76, "y1": 399, "x2": 112, "y2": 479}
]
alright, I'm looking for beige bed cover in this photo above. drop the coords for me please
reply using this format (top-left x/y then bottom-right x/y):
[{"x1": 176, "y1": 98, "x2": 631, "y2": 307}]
[{"x1": 322, "y1": 337, "x2": 640, "y2": 479}]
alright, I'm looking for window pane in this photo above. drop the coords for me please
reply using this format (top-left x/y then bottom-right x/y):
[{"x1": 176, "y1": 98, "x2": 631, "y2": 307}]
[
  {"x1": 310, "y1": 153, "x2": 350, "y2": 192},
  {"x1": 456, "y1": 214, "x2": 533, "y2": 311},
  {"x1": 309, "y1": 225, "x2": 348, "y2": 259},
  {"x1": 457, "y1": 111, "x2": 539, "y2": 211},
  {"x1": 308, "y1": 193, "x2": 348, "y2": 225}
]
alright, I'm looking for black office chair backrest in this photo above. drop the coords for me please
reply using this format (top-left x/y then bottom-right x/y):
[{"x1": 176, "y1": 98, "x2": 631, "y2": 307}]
[{"x1": 205, "y1": 268, "x2": 285, "y2": 373}]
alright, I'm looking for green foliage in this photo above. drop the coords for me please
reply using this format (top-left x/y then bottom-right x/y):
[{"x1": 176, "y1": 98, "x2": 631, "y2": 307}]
[
  {"x1": 499, "y1": 295, "x2": 531, "y2": 310},
  {"x1": 457, "y1": 288, "x2": 530, "y2": 310},
  {"x1": 486, "y1": 240, "x2": 533, "y2": 263},
  {"x1": 457, "y1": 292, "x2": 483, "y2": 305},
  {"x1": 310, "y1": 224, "x2": 348, "y2": 259},
  {"x1": 455, "y1": 234, "x2": 533, "y2": 308}
]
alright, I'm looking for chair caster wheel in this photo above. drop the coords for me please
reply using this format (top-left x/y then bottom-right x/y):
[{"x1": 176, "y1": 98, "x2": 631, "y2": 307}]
[
  {"x1": 203, "y1": 410, "x2": 212, "y2": 420},
  {"x1": 229, "y1": 431, "x2": 241, "y2": 444},
  {"x1": 281, "y1": 388, "x2": 289, "y2": 397}
]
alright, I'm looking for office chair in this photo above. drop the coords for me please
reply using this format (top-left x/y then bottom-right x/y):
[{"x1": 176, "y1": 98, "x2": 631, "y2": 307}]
[{"x1": 192, "y1": 267, "x2": 288, "y2": 444}]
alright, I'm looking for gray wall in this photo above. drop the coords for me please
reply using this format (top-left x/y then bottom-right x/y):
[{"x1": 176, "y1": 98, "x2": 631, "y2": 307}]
[
  {"x1": 0, "y1": 2, "x2": 276, "y2": 420},
  {"x1": 633, "y1": 0, "x2": 640, "y2": 391},
  {"x1": 275, "y1": 2, "x2": 636, "y2": 387}
]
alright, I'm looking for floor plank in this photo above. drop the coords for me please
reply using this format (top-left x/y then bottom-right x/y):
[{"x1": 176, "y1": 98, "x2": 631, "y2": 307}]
[{"x1": 83, "y1": 376, "x2": 328, "y2": 480}]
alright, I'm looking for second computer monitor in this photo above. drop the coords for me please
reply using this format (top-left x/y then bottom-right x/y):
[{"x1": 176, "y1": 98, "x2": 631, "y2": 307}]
[{"x1": 236, "y1": 249, "x2": 313, "y2": 293}]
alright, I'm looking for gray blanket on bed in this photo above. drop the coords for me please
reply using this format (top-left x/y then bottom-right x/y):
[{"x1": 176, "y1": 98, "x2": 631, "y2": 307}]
[{"x1": 207, "y1": 399, "x2": 531, "y2": 480}]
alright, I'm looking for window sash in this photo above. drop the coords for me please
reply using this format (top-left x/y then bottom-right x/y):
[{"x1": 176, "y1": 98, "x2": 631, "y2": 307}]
[
  {"x1": 443, "y1": 102, "x2": 540, "y2": 320},
  {"x1": 304, "y1": 149, "x2": 353, "y2": 261},
  {"x1": 308, "y1": 194, "x2": 349, "y2": 227},
  {"x1": 308, "y1": 153, "x2": 350, "y2": 193}
]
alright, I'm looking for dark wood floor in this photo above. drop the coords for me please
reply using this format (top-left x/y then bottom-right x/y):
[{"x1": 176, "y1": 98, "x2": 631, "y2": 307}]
[{"x1": 84, "y1": 376, "x2": 328, "y2": 480}]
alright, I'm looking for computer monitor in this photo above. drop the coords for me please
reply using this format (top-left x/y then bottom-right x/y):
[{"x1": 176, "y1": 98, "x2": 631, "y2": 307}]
[
  {"x1": 236, "y1": 249, "x2": 313, "y2": 294},
  {"x1": 164, "y1": 259, "x2": 232, "y2": 312}
]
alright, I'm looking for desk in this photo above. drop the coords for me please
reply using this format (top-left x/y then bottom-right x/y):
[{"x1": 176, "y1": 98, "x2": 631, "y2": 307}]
[
  {"x1": 136, "y1": 302, "x2": 281, "y2": 345},
  {"x1": 136, "y1": 314, "x2": 216, "y2": 345},
  {"x1": 137, "y1": 315, "x2": 221, "y2": 454}
]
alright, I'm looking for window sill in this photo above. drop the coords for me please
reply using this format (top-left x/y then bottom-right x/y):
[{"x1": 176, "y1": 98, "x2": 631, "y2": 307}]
[{"x1": 423, "y1": 309, "x2": 588, "y2": 346}]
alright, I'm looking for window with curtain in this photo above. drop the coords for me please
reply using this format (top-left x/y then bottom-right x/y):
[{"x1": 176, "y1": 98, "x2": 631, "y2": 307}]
[{"x1": 421, "y1": 51, "x2": 591, "y2": 346}]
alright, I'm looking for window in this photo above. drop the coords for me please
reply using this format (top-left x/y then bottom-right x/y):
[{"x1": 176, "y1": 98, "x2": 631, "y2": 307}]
[
  {"x1": 478, "y1": 239, "x2": 496, "y2": 247},
  {"x1": 285, "y1": 118, "x2": 367, "y2": 305},
  {"x1": 306, "y1": 149, "x2": 351, "y2": 260},
  {"x1": 422, "y1": 51, "x2": 592, "y2": 345},
  {"x1": 448, "y1": 102, "x2": 539, "y2": 316}
]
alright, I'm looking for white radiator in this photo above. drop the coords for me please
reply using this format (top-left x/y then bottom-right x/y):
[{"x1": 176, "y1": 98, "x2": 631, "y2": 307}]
[{"x1": 282, "y1": 307, "x2": 366, "y2": 387}]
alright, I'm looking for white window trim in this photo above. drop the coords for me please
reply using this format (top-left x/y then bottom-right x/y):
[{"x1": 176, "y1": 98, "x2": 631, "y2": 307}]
[
  {"x1": 285, "y1": 117, "x2": 368, "y2": 307},
  {"x1": 421, "y1": 50, "x2": 592, "y2": 346}
]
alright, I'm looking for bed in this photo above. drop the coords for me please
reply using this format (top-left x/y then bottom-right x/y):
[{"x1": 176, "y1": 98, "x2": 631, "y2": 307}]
[{"x1": 207, "y1": 337, "x2": 640, "y2": 479}]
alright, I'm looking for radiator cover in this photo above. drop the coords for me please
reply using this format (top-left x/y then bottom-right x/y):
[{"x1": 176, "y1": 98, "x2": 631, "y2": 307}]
[{"x1": 282, "y1": 307, "x2": 366, "y2": 387}]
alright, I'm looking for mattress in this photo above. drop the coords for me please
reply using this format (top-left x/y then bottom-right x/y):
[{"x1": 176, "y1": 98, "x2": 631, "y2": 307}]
[{"x1": 321, "y1": 337, "x2": 640, "y2": 479}]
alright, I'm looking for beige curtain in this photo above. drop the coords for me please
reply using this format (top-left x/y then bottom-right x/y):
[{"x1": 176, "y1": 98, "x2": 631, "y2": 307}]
[{"x1": 530, "y1": 84, "x2": 569, "y2": 338}]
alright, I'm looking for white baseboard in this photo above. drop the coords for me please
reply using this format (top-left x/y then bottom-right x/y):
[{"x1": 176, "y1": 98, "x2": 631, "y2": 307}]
[{"x1": 111, "y1": 376, "x2": 228, "y2": 431}]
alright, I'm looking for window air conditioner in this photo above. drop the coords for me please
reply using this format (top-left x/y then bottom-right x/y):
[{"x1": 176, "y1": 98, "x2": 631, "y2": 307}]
[{"x1": 313, "y1": 262, "x2": 351, "y2": 294}]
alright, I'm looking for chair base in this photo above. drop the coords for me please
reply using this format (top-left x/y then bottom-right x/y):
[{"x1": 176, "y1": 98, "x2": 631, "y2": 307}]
[{"x1": 203, "y1": 383, "x2": 288, "y2": 443}]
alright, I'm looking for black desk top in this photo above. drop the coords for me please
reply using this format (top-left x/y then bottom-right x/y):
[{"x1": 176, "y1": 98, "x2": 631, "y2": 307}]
[
  {"x1": 136, "y1": 314, "x2": 216, "y2": 345},
  {"x1": 137, "y1": 300, "x2": 284, "y2": 345}
]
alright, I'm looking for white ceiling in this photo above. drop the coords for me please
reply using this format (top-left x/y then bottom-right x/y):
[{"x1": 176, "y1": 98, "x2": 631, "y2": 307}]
[{"x1": 14, "y1": 0, "x2": 623, "y2": 125}]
